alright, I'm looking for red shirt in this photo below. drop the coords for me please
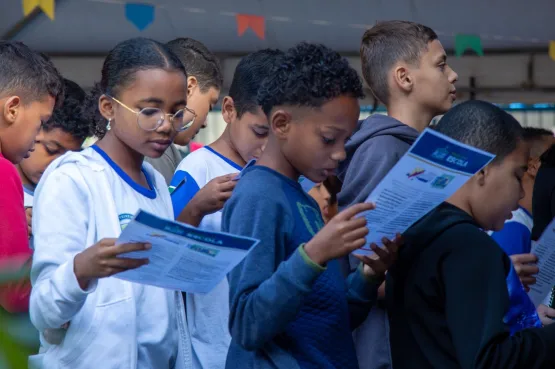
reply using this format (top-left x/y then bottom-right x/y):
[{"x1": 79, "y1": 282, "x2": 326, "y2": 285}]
[{"x1": 0, "y1": 152, "x2": 32, "y2": 312}]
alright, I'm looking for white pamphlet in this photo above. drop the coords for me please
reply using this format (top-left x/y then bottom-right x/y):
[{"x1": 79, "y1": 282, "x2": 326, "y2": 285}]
[
  {"x1": 355, "y1": 128, "x2": 495, "y2": 256},
  {"x1": 529, "y1": 221, "x2": 555, "y2": 306},
  {"x1": 115, "y1": 210, "x2": 260, "y2": 293}
]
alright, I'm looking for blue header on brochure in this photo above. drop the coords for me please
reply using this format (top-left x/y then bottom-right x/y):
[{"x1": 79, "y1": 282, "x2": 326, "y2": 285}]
[
  {"x1": 409, "y1": 129, "x2": 495, "y2": 175},
  {"x1": 134, "y1": 210, "x2": 257, "y2": 251}
]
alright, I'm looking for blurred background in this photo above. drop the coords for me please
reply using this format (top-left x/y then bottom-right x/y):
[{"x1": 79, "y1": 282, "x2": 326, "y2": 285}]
[{"x1": 3, "y1": 0, "x2": 555, "y2": 146}]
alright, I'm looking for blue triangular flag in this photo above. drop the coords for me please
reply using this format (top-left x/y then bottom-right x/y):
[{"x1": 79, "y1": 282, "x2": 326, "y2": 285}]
[{"x1": 125, "y1": 3, "x2": 155, "y2": 31}]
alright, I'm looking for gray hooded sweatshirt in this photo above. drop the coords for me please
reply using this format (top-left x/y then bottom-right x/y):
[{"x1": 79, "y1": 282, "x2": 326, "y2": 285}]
[{"x1": 337, "y1": 114, "x2": 419, "y2": 369}]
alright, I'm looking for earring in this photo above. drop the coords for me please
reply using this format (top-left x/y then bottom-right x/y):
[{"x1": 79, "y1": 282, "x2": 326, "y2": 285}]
[{"x1": 106, "y1": 119, "x2": 112, "y2": 131}]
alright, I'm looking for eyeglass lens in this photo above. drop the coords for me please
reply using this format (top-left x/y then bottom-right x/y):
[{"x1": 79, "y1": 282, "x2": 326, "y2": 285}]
[{"x1": 138, "y1": 108, "x2": 195, "y2": 131}]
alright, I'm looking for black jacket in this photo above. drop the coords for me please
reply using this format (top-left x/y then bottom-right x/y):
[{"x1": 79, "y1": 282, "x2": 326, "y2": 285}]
[{"x1": 387, "y1": 202, "x2": 555, "y2": 369}]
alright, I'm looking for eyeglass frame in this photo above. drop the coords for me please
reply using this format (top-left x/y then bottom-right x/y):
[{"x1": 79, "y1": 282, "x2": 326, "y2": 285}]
[{"x1": 107, "y1": 95, "x2": 197, "y2": 132}]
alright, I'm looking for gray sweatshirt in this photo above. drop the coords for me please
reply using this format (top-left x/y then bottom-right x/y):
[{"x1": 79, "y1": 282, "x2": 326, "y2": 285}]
[{"x1": 337, "y1": 114, "x2": 419, "y2": 369}]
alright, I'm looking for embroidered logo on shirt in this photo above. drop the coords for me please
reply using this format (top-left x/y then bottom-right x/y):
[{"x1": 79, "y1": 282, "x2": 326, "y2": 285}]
[
  {"x1": 297, "y1": 202, "x2": 324, "y2": 236},
  {"x1": 118, "y1": 213, "x2": 134, "y2": 230}
]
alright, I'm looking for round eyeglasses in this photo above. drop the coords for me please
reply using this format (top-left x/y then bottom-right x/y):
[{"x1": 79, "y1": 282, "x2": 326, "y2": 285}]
[{"x1": 109, "y1": 96, "x2": 197, "y2": 132}]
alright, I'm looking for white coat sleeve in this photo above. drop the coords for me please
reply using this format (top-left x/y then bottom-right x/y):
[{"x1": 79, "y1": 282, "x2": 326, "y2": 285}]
[{"x1": 30, "y1": 168, "x2": 98, "y2": 331}]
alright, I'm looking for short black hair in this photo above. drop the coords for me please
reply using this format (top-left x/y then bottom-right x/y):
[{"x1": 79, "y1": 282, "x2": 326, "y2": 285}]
[
  {"x1": 360, "y1": 21, "x2": 437, "y2": 105},
  {"x1": 166, "y1": 38, "x2": 223, "y2": 93},
  {"x1": 89, "y1": 37, "x2": 187, "y2": 138},
  {"x1": 434, "y1": 100, "x2": 523, "y2": 164},
  {"x1": 42, "y1": 79, "x2": 93, "y2": 144},
  {"x1": 523, "y1": 127, "x2": 553, "y2": 157},
  {"x1": 540, "y1": 144, "x2": 555, "y2": 167},
  {"x1": 258, "y1": 42, "x2": 364, "y2": 116},
  {"x1": 0, "y1": 41, "x2": 64, "y2": 107},
  {"x1": 228, "y1": 49, "x2": 284, "y2": 118}
]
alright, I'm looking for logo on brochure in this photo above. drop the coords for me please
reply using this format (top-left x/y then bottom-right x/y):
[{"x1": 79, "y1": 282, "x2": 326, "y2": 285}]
[
  {"x1": 406, "y1": 168, "x2": 437, "y2": 183},
  {"x1": 431, "y1": 174, "x2": 455, "y2": 189},
  {"x1": 297, "y1": 202, "x2": 324, "y2": 236},
  {"x1": 188, "y1": 244, "x2": 220, "y2": 257},
  {"x1": 431, "y1": 147, "x2": 449, "y2": 160},
  {"x1": 432, "y1": 147, "x2": 469, "y2": 168},
  {"x1": 119, "y1": 213, "x2": 134, "y2": 230}
]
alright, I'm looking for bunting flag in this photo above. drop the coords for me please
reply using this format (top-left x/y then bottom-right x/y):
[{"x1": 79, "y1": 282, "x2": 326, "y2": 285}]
[
  {"x1": 22, "y1": 0, "x2": 55, "y2": 20},
  {"x1": 125, "y1": 3, "x2": 155, "y2": 31},
  {"x1": 454, "y1": 34, "x2": 484, "y2": 57},
  {"x1": 236, "y1": 14, "x2": 265, "y2": 40},
  {"x1": 549, "y1": 41, "x2": 555, "y2": 62}
]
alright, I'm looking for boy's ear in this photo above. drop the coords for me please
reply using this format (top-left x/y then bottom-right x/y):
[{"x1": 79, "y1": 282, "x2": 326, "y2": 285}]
[
  {"x1": 270, "y1": 109, "x2": 293, "y2": 140},
  {"x1": 393, "y1": 63, "x2": 413, "y2": 94},
  {"x1": 187, "y1": 76, "x2": 198, "y2": 99},
  {"x1": 221, "y1": 96, "x2": 236, "y2": 124},
  {"x1": 1, "y1": 96, "x2": 22, "y2": 127},
  {"x1": 475, "y1": 167, "x2": 488, "y2": 187},
  {"x1": 527, "y1": 157, "x2": 541, "y2": 177},
  {"x1": 98, "y1": 94, "x2": 115, "y2": 121}
]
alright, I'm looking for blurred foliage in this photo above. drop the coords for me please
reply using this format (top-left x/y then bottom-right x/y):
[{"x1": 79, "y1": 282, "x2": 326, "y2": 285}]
[{"x1": 0, "y1": 264, "x2": 38, "y2": 369}]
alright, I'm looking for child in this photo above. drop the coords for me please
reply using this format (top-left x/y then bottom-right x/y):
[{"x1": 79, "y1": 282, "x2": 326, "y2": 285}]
[
  {"x1": 387, "y1": 100, "x2": 555, "y2": 369},
  {"x1": 308, "y1": 177, "x2": 341, "y2": 223},
  {"x1": 336, "y1": 20, "x2": 458, "y2": 369},
  {"x1": 29, "y1": 37, "x2": 195, "y2": 368},
  {"x1": 18, "y1": 78, "x2": 93, "y2": 246},
  {"x1": 146, "y1": 37, "x2": 223, "y2": 184},
  {"x1": 532, "y1": 143, "x2": 555, "y2": 240},
  {"x1": 169, "y1": 49, "x2": 283, "y2": 369},
  {"x1": 490, "y1": 127, "x2": 555, "y2": 330},
  {"x1": 222, "y1": 42, "x2": 401, "y2": 369},
  {"x1": 0, "y1": 41, "x2": 64, "y2": 313}
]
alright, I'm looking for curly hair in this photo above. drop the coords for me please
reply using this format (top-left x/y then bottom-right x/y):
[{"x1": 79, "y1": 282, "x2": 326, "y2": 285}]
[
  {"x1": 42, "y1": 79, "x2": 93, "y2": 143},
  {"x1": 257, "y1": 42, "x2": 364, "y2": 116}
]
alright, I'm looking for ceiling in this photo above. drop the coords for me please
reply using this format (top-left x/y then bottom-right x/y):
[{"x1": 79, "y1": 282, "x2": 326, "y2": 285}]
[{"x1": 1, "y1": 0, "x2": 554, "y2": 55}]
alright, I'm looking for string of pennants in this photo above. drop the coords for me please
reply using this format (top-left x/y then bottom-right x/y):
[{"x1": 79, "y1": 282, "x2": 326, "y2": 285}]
[{"x1": 21, "y1": 0, "x2": 555, "y2": 60}]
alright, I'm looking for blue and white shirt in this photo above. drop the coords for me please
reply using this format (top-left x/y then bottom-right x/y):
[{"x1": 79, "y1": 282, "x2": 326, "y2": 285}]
[
  {"x1": 169, "y1": 146, "x2": 241, "y2": 369},
  {"x1": 490, "y1": 207, "x2": 542, "y2": 333}
]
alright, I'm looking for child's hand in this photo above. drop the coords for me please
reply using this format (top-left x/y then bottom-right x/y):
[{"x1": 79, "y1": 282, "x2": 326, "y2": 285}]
[
  {"x1": 73, "y1": 238, "x2": 151, "y2": 289},
  {"x1": 537, "y1": 304, "x2": 555, "y2": 326},
  {"x1": 510, "y1": 253, "x2": 539, "y2": 291},
  {"x1": 180, "y1": 174, "x2": 237, "y2": 226},
  {"x1": 355, "y1": 234, "x2": 403, "y2": 279},
  {"x1": 25, "y1": 207, "x2": 32, "y2": 239},
  {"x1": 304, "y1": 202, "x2": 375, "y2": 266}
]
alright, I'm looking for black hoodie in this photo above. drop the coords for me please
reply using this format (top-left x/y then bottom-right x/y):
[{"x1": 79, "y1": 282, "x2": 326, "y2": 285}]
[
  {"x1": 337, "y1": 114, "x2": 419, "y2": 210},
  {"x1": 387, "y1": 202, "x2": 555, "y2": 369}
]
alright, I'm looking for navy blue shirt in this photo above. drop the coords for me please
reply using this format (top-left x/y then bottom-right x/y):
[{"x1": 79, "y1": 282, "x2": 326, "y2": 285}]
[{"x1": 222, "y1": 165, "x2": 380, "y2": 369}]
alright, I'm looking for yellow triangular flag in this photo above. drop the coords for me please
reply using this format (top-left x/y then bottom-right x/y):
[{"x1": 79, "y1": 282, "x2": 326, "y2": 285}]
[
  {"x1": 22, "y1": 0, "x2": 55, "y2": 20},
  {"x1": 549, "y1": 41, "x2": 555, "y2": 61}
]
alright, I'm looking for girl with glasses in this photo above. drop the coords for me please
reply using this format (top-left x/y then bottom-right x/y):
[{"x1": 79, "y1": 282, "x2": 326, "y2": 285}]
[{"x1": 29, "y1": 37, "x2": 193, "y2": 369}]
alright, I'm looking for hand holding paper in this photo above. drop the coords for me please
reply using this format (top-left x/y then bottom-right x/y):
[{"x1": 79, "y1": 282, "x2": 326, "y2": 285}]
[
  {"x1": 304, "y1": 202, "x2": 374, "y2": 265},
  {"x1": 114, "y1": 210, "x2": 260, "y2": 294},
  {"x1": 74, "y1": 238, "x2": 151, "y2": 290}
]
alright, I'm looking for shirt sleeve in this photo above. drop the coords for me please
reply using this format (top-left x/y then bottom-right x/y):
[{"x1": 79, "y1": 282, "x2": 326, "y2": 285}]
[
  {"x1": 491, "y1": 221, "x2": 532, "y2": 255},
  {"x1": 345, "y1": 264, "x2": 382, "y2": 330},
  {"x1": 0, "y1": 158, "x2": 32, "y2": 313},
  {"x1": 30, "y1": 167, "x2": 97, "y2": 331},
  {"x1": 441, "y1": 228, "x2": 555, "y2": 369},
  {"x1": 223, "y1": 188, "x2": 324, "y2": 351},
  {"x1": 169, "y1": 153, "x2": 207, "y2": 219}
]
